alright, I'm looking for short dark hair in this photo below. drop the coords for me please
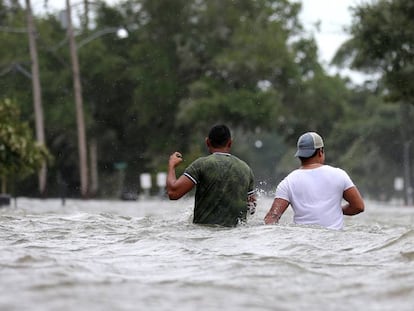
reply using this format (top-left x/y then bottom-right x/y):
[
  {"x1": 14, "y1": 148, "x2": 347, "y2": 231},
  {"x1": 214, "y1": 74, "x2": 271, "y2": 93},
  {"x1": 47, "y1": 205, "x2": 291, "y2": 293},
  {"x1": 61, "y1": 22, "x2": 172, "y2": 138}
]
[
  {"x1": 299, "y1": 147, "x2": 323, "y2": 161},
  {"x1": 208, "y1": 124, "x2": 231, "y2": 148}
]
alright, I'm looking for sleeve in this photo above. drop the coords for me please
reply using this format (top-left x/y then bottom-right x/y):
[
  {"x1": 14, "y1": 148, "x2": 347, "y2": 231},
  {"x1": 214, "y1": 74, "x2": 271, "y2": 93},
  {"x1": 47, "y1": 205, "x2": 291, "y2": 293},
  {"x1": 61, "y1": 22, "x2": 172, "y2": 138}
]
[
  {"x1": 183, "y1": 159, "x2": 201, "y2": 185},
  {"x1": 247, "y1": 168, "x2": 255, "y2": 196},
  {"x1": 275, "y1": 177, "x2": 290, "y2": 202},
  {"x1": 339, "y1": 168, "x2": 355, "y2": 191}
]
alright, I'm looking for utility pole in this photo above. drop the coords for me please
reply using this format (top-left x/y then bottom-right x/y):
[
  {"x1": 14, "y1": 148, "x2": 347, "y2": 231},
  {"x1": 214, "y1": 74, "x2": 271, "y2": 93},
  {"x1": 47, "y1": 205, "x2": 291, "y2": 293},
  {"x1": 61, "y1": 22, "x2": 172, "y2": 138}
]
[
  {"x1": 66, "y1": 0, "x2": 89, "y2": 198},
  {"x1": 83, "y1": 0, "x2": 89, "y2": 30},
  {"x1": 25, "y1": 0, "x2": 47, "y2": 196},
  {"x1": 403, "y1": 141, "x2": 413, "y2": 206},
  {"x1": 400, "y1": 103, "x2": 413, "y2": 206}
]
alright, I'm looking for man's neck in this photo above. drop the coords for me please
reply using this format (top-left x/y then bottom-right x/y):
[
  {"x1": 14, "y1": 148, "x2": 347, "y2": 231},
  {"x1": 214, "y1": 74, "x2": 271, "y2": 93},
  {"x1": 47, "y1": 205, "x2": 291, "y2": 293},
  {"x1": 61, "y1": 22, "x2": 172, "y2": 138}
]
[
  {"x1": 300, "y1": 158, "x2": 323, "y2": 169},
  {"x1": 209, "y1": 147, "x2": 231, "y2": 154}
]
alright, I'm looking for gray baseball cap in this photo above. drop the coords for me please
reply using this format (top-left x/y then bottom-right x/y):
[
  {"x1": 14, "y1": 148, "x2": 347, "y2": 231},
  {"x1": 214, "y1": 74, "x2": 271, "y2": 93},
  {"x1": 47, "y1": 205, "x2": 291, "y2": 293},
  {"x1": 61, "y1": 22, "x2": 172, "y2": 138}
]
[{"x1": 294, "y1": 132, "x2": 324, "y2": 157}]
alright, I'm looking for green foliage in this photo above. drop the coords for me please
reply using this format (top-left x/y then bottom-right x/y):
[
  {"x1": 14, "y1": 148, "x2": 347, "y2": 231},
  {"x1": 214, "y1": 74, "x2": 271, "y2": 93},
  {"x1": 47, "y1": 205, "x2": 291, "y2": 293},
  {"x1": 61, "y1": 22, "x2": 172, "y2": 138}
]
[
  {"x1": 178, "y1": 79, "x2": 283, "y2": 130},
  {"x1": 332, "y1": 0, "x2": 414, "y2": 201},
  {"x1": 0, "y1": 98, "x2": 50, "y2": 191},
  {"x1": 0, "y1": 0, "x2": 357, "y2": 197},
  {"x1": 326, "y1": 89, "x2": 402, "y2": 199},
  {"x1": 333, "y1": 0, "x2": 414, "y2": 104}
]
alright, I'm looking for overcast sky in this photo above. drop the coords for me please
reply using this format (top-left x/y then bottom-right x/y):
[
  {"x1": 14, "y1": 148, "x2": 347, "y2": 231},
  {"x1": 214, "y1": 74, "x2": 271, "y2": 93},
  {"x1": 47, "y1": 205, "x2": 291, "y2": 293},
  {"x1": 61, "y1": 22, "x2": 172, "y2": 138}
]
[
  {"x1": 300, "y1": 0, "x2": 359, "y2": 63},
  {"x1": 299, "y1": 0, "x2": 367, "y2": 82}
]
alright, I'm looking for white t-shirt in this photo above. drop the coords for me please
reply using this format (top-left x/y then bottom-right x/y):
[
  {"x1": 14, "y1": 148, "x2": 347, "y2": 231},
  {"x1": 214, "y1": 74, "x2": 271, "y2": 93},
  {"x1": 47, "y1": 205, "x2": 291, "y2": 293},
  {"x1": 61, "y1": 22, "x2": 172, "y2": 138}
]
[{"x1": 275, "y1": 165, "x2": 355, "y2": 230}]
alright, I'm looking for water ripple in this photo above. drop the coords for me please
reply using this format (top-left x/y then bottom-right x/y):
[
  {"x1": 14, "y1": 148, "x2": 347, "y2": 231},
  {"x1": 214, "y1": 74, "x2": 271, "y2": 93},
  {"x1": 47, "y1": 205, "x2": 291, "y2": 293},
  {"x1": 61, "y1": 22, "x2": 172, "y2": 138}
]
[{"x1": 0, "y1": 198, "x2": 413, "y2": 311}]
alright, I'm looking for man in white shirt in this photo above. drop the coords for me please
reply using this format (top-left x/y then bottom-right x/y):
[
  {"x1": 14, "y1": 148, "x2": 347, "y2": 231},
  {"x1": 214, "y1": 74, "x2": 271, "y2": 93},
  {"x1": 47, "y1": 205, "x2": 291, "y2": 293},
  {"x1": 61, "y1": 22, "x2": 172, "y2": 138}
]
[{"x1": 264, "y1": 132, "x2": 364, "y2": 230}]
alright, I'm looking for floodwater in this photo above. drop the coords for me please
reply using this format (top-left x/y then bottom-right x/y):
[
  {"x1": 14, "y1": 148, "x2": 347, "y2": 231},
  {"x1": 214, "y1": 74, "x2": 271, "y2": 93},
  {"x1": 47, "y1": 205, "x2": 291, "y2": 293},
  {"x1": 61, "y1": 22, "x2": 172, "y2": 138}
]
[{"x1": 0, "y1": 196, "x2": 413, "y2": 311}]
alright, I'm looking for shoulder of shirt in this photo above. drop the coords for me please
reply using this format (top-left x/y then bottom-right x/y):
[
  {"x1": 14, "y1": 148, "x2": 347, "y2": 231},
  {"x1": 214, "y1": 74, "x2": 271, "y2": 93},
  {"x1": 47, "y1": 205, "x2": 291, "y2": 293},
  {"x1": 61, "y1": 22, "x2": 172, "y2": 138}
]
[
  {"x1": 323, "y1": 165, "x2": 346, "y2": 172},
  {"x1": 213, "y1": 153, "x2": 252, "y2": 168},
  {"x1": 288, "y1": 165, "x2": 335, "y2": 174},
  {"x1": 317, "y1": 165, "x2": 350, "y2": 178},
  {"x1": 189, "y1": 153, "x2": 231, "y2": 165},
  {"x1": 212, "y1": 152, "x2": 238, "y2": 161}
]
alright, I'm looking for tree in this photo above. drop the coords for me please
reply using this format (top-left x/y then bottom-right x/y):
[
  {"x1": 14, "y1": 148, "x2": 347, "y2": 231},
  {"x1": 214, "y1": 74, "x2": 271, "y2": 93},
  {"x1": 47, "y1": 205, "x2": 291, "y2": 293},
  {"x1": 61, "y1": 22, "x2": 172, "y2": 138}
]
[
  {"x1": 1, "y1": 0, "x2": 375, "y2": 199},
  {"x1": 0, "y1": 98, "x2": 50, "y2": 193},
  {"x1": 332, "y1": 0, "x2": 414, "y2": 204},
  {"x1": 26, "y1": 0, "x2": 47, "y2": 196},
  {"x1": 333, "y1": 0, "x2": 414, "y2": 104},
  {"x1": 66, "y1": 0, "x2": 89, "y2": 198}
]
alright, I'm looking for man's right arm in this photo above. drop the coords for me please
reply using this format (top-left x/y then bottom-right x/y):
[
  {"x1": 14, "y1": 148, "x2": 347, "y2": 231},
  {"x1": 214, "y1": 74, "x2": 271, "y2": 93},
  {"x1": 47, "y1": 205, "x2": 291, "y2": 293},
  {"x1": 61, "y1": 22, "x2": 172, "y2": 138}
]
[
  {"x1": 342, "y1": 186, "x2": 365, "y2": 215},
  {"x1": 166, "y1": 152, "x2": 195, "y2": 200},
  {"x1": 264, "y1": 198, "x2": 289, "y2": 224}
]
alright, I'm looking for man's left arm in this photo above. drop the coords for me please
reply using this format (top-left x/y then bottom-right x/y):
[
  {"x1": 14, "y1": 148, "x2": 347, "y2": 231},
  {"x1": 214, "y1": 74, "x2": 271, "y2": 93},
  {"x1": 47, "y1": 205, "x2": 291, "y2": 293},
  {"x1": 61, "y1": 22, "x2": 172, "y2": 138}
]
[
  {"x1": 342, "y1": 186, "x2": 365, "y2": 215},
  {"x1": 246, "y1": 169, "x2": 256, "y2": 214},
  {"x1": 247, "y1": 192, "x2": 257, "y2": 215}
]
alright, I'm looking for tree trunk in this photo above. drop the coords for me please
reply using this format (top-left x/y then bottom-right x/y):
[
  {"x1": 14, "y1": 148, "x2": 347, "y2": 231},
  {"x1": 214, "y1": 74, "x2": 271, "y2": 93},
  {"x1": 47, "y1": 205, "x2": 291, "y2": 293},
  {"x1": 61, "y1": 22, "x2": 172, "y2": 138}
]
[
  {"x1": 1, "y1": 176, "x2": 6, "y2": 194},
  {"x1": 83, "y1": 0, "x2": 89, "y2": 31},
  {"x1": 26, "y1": 0, "x2": 47, "y2": 196},
  {"x1": 89, "y1": 138, "x2": 99, "y2": 197},
  {"x1": 400, "y1": 103, "x2": 413, "y2": 206},
  {"x1": 66, "y1": 0, "x2": 89, "y2": 198}
]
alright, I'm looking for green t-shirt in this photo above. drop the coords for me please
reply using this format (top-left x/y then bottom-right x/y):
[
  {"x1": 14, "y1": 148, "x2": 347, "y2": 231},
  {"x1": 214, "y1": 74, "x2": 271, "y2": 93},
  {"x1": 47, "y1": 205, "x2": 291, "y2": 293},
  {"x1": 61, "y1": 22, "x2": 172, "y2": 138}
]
[{"x1": 184, "y1": 152, "x2": 255, "y2": 227}]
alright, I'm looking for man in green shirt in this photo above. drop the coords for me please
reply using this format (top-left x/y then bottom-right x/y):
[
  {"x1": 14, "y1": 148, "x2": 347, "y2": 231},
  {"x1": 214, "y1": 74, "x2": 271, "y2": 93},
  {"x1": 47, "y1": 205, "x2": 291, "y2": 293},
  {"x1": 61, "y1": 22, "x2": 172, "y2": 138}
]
[{"x1": 167, "y1": 124, "x2": 256, "y2": 227}]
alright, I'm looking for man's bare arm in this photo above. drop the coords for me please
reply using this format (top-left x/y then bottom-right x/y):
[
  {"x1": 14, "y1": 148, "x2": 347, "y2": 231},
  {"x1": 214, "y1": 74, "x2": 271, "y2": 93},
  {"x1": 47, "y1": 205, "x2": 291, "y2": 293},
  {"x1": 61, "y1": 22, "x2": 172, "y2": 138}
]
[
  {"x1": 166, "y1": 152, "x2": 195, "y2": 200},
  {"x1": 247, "y1": 193, "x2": 257, "y2": 215},
  {"x1": 264, "y1": 198, "x2": 289, "y2": 224},
  {"x1": 342, "y1": 186, "x2": 365, "y2": 215}
]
